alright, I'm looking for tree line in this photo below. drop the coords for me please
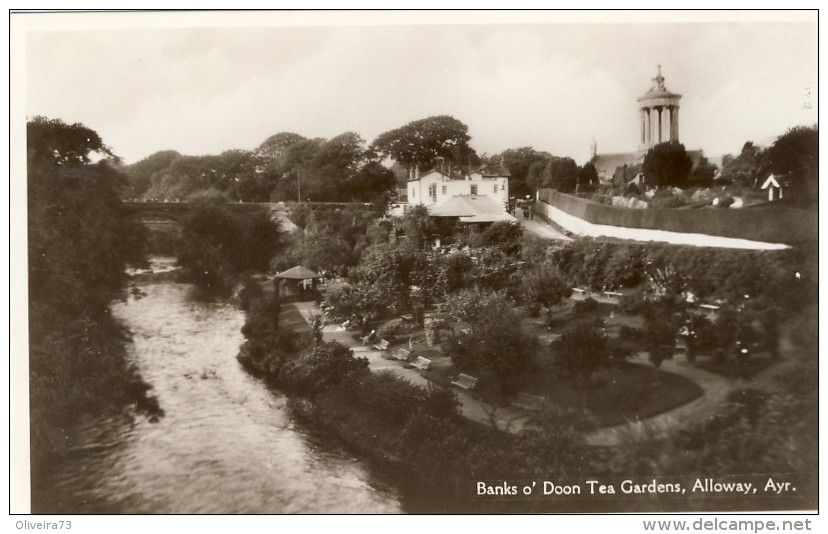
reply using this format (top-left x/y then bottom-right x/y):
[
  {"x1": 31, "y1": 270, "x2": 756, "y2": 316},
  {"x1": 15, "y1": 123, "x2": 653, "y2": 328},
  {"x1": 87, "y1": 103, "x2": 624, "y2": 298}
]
[
  {"x1": 27, "y1": 117, "x2": 160, "y2": 493},
  {"x1": 124, "y1": 114, "x2": 817, "y2": 207}
]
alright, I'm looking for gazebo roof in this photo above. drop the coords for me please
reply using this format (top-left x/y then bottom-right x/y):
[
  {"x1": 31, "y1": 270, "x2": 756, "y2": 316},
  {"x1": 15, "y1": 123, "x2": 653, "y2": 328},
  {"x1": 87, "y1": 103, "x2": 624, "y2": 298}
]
[{"x1": 274, "y1": 265, "x2": 322, "y2": 280}]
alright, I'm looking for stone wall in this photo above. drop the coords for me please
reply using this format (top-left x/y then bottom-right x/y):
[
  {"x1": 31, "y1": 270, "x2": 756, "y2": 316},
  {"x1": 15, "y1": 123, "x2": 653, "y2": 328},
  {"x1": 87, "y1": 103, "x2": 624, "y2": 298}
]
[{"x1": 536, "y1": 190, "x2": 816, "y2": 248}]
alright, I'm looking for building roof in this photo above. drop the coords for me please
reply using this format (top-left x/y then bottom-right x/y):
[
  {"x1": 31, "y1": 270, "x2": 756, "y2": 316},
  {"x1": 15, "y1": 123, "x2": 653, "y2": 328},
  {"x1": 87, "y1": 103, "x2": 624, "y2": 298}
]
[
  {"x1": 591, "y1": 152, "x2": 641, "y2": 179},
  {"x1": 428, "y1": 195, "x2": 516, "y2": 223},
  {"x1": 274, "y1": 265, "x2": 322, "y2": 280},
  {"x1": 637, "y1": 65, "x2": 682, "y2": 101},
  {"x1": 406, "y1": 163, "x2": 510, "y2": 182},
  {"x1": 761, "y1": 175, "x2": 781, "y2": 189}
]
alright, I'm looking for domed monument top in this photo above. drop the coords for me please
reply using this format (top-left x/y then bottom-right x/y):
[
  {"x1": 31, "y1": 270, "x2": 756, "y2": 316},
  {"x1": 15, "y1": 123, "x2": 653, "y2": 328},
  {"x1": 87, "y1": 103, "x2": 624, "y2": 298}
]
[{"x1": 637, "y1": 65, "x2": 681, "y2": 147}]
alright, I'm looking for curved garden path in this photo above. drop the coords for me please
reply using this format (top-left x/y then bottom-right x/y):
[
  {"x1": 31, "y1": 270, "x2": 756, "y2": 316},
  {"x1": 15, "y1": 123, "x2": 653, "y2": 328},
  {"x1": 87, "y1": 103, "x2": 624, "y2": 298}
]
[{"x1": 292, "y1": 301, "x2": 801, "y2": 446}]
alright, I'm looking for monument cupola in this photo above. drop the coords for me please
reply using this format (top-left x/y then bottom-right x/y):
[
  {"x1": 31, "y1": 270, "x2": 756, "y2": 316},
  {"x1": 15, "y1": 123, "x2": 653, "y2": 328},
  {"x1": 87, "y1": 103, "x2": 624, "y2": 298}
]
[{"x1": 637, "y1": 65, "x2": 682, "y2": 148}]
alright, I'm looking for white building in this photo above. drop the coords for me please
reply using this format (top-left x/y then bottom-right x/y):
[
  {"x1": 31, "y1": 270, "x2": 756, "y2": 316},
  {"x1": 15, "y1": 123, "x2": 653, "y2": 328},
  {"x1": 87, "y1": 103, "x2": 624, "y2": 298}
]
[{"x1": 390, "y1": 164, "x2": 511, "y2": 218}]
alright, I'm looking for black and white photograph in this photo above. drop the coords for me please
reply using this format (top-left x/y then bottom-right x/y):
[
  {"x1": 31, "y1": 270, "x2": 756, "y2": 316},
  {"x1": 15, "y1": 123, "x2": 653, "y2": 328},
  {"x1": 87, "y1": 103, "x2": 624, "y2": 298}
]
[{"x1": 10, "y1": 9, "x2": 819, "y2": 519}]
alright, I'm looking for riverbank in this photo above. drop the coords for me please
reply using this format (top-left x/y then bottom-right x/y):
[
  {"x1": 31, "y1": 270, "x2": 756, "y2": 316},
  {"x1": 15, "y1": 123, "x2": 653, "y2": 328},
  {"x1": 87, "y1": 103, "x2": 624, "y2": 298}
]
[{"x1": 35, "y1": 271, "x2": 405, "y2": 513}]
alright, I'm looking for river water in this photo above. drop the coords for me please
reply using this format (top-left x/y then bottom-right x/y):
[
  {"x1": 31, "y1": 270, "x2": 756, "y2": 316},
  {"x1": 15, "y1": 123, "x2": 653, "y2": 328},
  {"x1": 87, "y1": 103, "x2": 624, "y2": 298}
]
[{"x1": 39, "y1": 257, "x2": 404, "y2": 513}]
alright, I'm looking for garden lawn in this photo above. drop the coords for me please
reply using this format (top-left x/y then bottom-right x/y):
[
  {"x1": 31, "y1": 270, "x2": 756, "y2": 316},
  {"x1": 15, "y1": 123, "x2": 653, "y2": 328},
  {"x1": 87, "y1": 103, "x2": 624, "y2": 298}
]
[
  {"x1": 518, "y1": 363, "x2": 703, "y2": 428},
  {"x1": 694, "y1": 352, "x2": 775, "y2": 379}
]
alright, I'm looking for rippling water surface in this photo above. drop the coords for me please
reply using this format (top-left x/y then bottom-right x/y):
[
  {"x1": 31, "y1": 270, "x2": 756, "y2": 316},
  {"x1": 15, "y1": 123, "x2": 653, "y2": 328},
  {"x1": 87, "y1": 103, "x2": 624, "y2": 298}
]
[{"x1": 41, "y1": 258, "x2": 403, "y2": 513}]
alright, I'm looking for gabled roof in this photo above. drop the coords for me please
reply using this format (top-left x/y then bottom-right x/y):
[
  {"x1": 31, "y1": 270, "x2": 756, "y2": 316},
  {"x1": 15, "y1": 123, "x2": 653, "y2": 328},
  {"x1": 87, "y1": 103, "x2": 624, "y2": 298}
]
[
  {"x1": 428, "y1": 195, "x2": 516, "y2": 223},
  {"x1": 274, "y1": 265, "x2": 322, "y2": 279},
  {"x1": 761, "y1": 175, "x2": 781, "y2": 189},
  {"x1": 591, "y1": 152, "x2": 640, "y2": 177}
]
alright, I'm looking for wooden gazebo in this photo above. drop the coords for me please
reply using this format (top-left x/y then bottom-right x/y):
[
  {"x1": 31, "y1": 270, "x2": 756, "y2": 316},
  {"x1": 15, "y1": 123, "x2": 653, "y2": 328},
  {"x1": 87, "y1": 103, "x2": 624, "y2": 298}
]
[{"x1": 273, "y1": 265, "x2": 322, "y2": 297}]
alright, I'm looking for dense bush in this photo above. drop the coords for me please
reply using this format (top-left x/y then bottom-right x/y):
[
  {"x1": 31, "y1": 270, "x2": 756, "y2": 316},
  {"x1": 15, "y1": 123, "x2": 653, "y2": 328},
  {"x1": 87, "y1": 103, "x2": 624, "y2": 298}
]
[
  {"x1": 283, "y1": 341, "x2": 368, "y2": 396},
  {"x1": 553, "y1": 319, "x2": 612, "y2": 382},
  {"x1": 573, "y1": 296, "x2": 599, "y2": 313},
  {"x1": 548, "y1": 239, "x2": 814, "y2": 310},
  {"x1": 177, "y1": 193, "x2": 283, "y2": 290},
  {"x1": 443, "y1": 307, "x2": 536, "y2": 396},
  {"x1": 515, "y1": 263, "x2": 571, "y2": 314}
]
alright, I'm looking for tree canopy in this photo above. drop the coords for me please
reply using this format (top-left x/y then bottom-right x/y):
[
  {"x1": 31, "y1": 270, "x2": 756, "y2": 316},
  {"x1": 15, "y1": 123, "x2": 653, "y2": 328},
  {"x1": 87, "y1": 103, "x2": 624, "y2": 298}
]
[
  {"x1": 642, "y1": 141, "x2": 693, "y2": 187},
  {"x1": 176, "y1": 193, "x2": 284, "y2": 290},
  {"x1": 719, "y1": 142, "x2": 764, "y2": 187},
  {"x1": 528, "y1": 156, "x2": 579, "y2": 192},
  {"x1": 493, "y1": 147, "x2": 553, "y2": 198},
  {"x1": 763, "y1": 125, "x2": 818, "y2": 204},
  {"x1": 371, "y1": 115, "x2": 476, "y2": 170}
]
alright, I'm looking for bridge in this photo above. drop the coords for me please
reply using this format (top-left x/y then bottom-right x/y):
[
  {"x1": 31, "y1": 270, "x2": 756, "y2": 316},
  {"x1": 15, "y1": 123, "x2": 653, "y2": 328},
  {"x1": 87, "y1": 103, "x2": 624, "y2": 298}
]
[
  {"x1": 124, "y1": 200, "x2": 380, "y2": 231},
  {"x1": 124, "y1": 201, "x2": 290, "y2": 220},
  {"x1": 123, "y1": 201, "x2": 299, "y2": 235}
]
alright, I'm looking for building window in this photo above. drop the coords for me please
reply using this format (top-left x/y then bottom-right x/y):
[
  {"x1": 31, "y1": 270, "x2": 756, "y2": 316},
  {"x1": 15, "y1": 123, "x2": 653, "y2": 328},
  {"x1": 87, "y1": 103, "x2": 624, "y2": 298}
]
[
  {"x1": 412, "y1": 188, "x2": 416, "y2": 199},
  {"x1": 501, "y1": 182, "x2": 505, "y2": 191},
  {"x1": 428, "y1": 184, "x2": 436, "y2": 201},
  {"x1": 442, "y1": 185, "x2": 447, "y2": 195},
  {"x1": 470, "y1": 184, "x2": 477, "y2": 195},
  {"x1": 494, "y1": 183, "x2": 498, "y2": 194}
]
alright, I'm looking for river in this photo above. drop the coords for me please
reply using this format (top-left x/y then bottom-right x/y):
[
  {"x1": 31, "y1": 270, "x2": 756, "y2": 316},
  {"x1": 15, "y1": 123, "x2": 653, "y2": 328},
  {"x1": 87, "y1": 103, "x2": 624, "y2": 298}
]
[{"x1": 37, "y1": 257, "x2": 404, "y2": 513}]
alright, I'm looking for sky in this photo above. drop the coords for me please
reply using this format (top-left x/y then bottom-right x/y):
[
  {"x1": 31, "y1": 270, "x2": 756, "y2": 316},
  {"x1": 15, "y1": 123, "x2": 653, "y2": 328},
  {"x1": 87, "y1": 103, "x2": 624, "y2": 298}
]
[{"x1": 20, "y1": 11, "x2": 818, "y2": 165}]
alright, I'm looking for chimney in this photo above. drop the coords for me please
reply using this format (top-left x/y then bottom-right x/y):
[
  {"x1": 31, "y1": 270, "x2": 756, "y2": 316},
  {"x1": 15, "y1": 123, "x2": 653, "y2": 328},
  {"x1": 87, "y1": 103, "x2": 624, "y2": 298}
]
[{"x1": 415, "y1": 165, "x2": 420, "y2": 180}]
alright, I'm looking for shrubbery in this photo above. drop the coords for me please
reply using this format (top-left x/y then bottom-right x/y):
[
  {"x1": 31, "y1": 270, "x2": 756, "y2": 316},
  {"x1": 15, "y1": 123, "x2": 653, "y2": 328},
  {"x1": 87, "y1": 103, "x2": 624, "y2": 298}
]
[
  {"x1": 548, "y1": 239, "x2": 815, "y2": 310},
  {"x1": 177, "y1": 192, "x2": 283, "y2": 291}
]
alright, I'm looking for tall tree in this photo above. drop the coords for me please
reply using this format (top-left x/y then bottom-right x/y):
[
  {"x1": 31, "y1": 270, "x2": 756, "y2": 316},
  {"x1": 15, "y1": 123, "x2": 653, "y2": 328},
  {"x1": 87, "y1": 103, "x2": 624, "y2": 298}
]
[
  {"x1": 642, "y1": 141, "x2": 693, "y2": 188},
  {"x1": 762, "y1": 125, "x2": 818, "y2": 204},
  {"x1": 27, "y1": 117, "x2": 146, "y2": 314},
  {"x1": 528, "y1": 156, "x2": 578, "y2": 192},
  {"x1": 577, "y1": 162, "x2": 600, "y2": 192},
  {"x1": 719, "y1": 142, "x2": 763, "y2": 187},
  {"x1": 176, "y1": 192, "x2": 283, "y2": 290},
  {"x1": 122, "y1": 150, "x2": 181, "y2": 199},
  {"x1": 553, "y1": 319, "x2": 612, "y2": 384},
  {"x1": 371, "y1": 115, "x2": 476, "y2": 170},
  {"x1": 497, "y1": 147, "x2": 553, "y2": 197},
  {"x1": 689, "y1": 155, "x2": 718, "y2": 187}
]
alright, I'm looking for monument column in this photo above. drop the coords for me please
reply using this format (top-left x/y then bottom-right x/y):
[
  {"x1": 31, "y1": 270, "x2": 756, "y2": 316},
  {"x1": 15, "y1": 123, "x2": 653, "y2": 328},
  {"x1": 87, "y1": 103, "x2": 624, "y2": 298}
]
[
  {"x1": 641, "y1": 108, "x2": 650, "y2": 145},
  {"x1": 671, "y1": 107, "x2": 679, "y2": 142},
  {"x1": 657, "y1": 106, "x2": 663, "y2": 143},
  {"x1": 640, "y1": 109, "x2": 646, "y2": 144}
]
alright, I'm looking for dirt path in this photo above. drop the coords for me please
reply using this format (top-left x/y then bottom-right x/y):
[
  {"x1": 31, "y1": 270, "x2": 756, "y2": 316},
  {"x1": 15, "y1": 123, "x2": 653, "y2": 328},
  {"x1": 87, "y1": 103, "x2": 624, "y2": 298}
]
[
  {"x1": 517, "y1": 210, "x2": 573, "y2": 241},
  {"x1": 586, "y1": 325, "x2": 801, "y2": 446}
]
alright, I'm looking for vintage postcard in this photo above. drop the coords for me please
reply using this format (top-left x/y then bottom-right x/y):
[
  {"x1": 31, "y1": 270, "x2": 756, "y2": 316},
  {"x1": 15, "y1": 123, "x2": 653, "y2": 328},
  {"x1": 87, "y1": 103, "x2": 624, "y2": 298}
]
[{"x1": 10, "y1": 9, "x2": 819, "y2": 521}]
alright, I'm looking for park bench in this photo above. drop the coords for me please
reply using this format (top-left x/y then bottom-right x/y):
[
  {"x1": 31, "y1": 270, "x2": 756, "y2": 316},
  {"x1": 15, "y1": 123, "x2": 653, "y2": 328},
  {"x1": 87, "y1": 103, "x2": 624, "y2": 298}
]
[
  {"x1": 451, "y1": 373, "x2": 478, "y2": 390},
  {"x1": 393, "y1": 348, "x2": 412, "y2": 362},
  {"x1": 412, "y1": 356, "x2": 431, "y2": 370},
  {"x1": 373, "y1": 339, "x2": 390, "y2": 351},
  {"x1": 603, "y1": 291, "x2": 623, "y2": 299},
  {"x1": 511, "y1": 392, "x2": 545, "y2": 411}
]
